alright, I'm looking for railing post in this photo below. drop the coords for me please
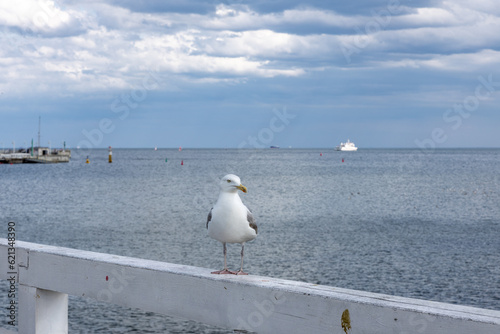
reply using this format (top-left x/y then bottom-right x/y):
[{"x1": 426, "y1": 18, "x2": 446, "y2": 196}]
[{"x1": 18, "y1": 285, "x2": 68, "y2": 334}]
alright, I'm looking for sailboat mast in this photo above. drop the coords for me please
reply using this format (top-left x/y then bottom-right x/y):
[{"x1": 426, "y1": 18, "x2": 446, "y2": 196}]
[{"x1": 37, "y1": 116, "x2": 41, "y2": 157}]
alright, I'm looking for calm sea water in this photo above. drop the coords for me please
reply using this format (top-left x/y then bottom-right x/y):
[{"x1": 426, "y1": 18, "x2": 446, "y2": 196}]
[{"x1": 1, "y1": 148, "x2": 499, "y2": 333}]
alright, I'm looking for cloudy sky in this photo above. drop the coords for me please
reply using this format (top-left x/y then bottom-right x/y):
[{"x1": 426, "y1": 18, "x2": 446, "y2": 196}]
[{"x1": 1, "y1": 0, "x2": 499, "y2": 149}]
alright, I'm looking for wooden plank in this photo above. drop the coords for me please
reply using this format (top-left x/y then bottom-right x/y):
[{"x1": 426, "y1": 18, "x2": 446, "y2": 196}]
[{"x1": 1, "y1": 239, "x2": 499, "y2": 333}]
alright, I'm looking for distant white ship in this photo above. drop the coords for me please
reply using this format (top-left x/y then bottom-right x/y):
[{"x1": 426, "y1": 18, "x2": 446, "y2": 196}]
[{"x1": 335, "y1": 139, "x2": 358, "y2": 151}]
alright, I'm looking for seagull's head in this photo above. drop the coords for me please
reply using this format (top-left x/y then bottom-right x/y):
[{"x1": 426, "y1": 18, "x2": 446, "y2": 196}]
[{"x1": 220, "y1": 174, "x2": 247, "y2": 193}]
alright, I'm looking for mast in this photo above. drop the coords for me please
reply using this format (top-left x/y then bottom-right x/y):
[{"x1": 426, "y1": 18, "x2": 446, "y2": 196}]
[{"x1": 37, "y1": 116, "x2": 41, "y2": 157}]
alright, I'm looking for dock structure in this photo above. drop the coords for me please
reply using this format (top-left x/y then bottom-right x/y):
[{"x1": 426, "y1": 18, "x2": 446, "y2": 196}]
[
  {"x1": 1, "y1": 239, "x2": 499, "y2": 334},
  {"x1": 0, "y1": 148, "x2": 70, "y2": 164}
]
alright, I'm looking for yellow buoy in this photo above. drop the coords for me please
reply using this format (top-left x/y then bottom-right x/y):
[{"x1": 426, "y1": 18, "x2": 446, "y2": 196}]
[
  {"x1": 108, "y1": 146, "x2": 112, "y2": 163},
  {"x1": 86, "y1": 156, "x2": 90, "y2": 164}
]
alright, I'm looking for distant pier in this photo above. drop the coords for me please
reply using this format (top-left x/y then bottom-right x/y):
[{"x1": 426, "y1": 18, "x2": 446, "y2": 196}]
[{"x1": 0, "y1": 147, "x2": 71, "y2": 164}]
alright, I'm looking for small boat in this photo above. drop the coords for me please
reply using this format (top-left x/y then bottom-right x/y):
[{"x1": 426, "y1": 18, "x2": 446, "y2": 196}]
[
  {"x1": 270, "y1": 146, "x2": 280, "y2": 149},
  {"x1": 335, "y1": 139, "x2": 358, "y2": 151}
]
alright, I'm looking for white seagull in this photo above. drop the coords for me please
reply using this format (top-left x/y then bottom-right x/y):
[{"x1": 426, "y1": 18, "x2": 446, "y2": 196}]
[{"x1": 207, "y1": 174, "x2": 257, "y2": 275}]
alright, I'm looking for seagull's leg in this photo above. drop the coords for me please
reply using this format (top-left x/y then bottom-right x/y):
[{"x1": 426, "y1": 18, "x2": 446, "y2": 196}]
[
  {"x1": 235, "y1": 243, "x2": 248, "y2": 275},
  {"x1": 212, "y1": 242, "x2": 236, "y2": 274}
]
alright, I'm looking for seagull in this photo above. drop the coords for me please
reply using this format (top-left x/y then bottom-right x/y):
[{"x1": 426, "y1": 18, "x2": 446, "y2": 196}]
[{"x1": 207, "y1": 174, "x2": 257, "y2": 275}]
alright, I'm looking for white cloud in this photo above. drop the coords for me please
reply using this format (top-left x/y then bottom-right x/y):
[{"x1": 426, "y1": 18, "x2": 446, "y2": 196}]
[
  {"x1": 133, "y1": 33, "x2": 305, "y2": 77},
  {"x1": 379, "y1": 14, "x2": 500, "y2": 52},
  {"x1": 194, "y1": 4, "x2": 362, "y2": 31},
  {"x1": 378, "y1": 49, "x2": 500, "y2": 72},
  {"x1": 450, "y1": 0, "x2": 500, "y2": 16},
  {"x1": 1, "y1": 0, "x2": 500, "y2": 97},
  {"x1": 335, "y1": 1, "x2": 500, "y2": 63},
  {"x1": 203, "y1": 29, "x2": 313, "y2": 58},
  {"x1": 0, "y1": 0, "x2": 89, "y2": 35},
  {"x1": 1, "y1": 27, "x2": 306, "y2": 96},
  {"x1": 395, "y1": 7, "x2": 461, "y2": 26}
]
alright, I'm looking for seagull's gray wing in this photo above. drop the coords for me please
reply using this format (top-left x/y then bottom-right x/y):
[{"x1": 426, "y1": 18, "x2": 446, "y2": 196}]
[
  {"x1": 247, "y1": 209, "x2": 257, "y2": 234},
  {"x1": 206, "y1": 208, "x2": 212, "y2": 229}
]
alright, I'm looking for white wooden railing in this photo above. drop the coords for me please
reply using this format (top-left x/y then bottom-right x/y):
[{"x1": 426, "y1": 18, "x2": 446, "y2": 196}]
[{"x1": 1, "y1": 239, "x2": 499, "y2": 334}]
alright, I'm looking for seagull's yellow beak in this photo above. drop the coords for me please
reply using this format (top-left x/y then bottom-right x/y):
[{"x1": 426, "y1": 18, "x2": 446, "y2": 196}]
[{"x1": 236, "y1": 184, "x2": 247, "y2": 193}]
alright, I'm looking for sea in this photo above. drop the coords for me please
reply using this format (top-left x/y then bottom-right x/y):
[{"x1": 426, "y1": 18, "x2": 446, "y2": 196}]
[{"x1": 1, "y1": 148, "x2": 499, "y2": 333}]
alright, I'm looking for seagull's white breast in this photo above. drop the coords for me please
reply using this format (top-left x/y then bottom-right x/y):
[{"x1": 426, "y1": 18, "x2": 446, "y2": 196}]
[{"x1": 208, "y1": 192, "x2": 256, "y2": 244}]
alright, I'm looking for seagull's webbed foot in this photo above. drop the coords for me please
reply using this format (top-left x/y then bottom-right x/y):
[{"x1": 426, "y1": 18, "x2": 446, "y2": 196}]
[
  {"x1": 211, "y1": 269, "x2": 237, "y2": 275},
  {"x1": 235, "y1": 270, "x2": 248, "y2": 275}
]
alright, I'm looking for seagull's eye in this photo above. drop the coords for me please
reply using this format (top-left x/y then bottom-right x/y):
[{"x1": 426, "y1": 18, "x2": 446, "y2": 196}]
[{"x1": 226, "y1": 179, "x2": 231, "y2": 183}]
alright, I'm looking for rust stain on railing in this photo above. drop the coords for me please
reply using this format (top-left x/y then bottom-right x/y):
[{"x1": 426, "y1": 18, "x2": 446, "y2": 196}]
[{"x1": 341, "y1": 309, "x2": 352, "y2": 334}]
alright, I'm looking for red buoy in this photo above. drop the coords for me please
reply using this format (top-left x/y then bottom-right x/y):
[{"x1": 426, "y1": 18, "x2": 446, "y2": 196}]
[
  {"x1": 320, "y1": 153, "x2": 323, "y2": 156},
  {"x1": 342, "y1": 158, "x2": 344, "y2": 163},
  {"x1": 181, "y1": 160, "x2": 184, "y2": 165}
]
